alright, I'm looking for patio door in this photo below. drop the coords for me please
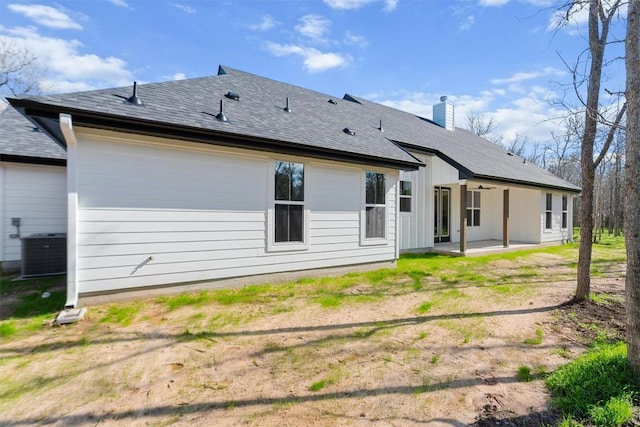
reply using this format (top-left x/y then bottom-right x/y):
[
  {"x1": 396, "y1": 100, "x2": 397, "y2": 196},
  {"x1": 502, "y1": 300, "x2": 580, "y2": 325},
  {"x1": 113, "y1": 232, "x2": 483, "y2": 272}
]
[{"x1": 434, "y1": 186, "x2": 451, "y2": 243}]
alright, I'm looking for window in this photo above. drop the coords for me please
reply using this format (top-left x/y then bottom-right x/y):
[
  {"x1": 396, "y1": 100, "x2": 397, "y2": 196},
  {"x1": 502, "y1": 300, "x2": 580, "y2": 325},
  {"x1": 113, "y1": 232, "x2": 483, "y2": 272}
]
[
  {"x1": 545, "y1": 193, "x2": 553, "y2": 230},
  {"x1": 399, "y1": 180, "x2": 412, "y2": 212},
  {"x1": 562, "y1": 195, "x2": 568, "y2": 229},
  {"x1": 274, "y1": 161, "x2": 304, "y2": 243},
  {"x1": 365, "y1": 172, "x2": 385, "y2": 238},
  {"x1": 466, "y1": 190, "x2": 481, "y2": 227}
]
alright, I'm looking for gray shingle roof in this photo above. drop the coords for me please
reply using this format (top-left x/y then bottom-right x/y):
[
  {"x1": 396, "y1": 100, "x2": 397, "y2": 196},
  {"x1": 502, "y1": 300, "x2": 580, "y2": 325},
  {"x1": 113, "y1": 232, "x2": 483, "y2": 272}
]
[
  {"x1": 0, "y1": 100, "x2": 66, "y2": 161},
  {"x1": 342, "y1": 95, "x2": 581, "y2": 192},
  {"x1": 10, "y1": 66, "x2": 420, "y2": 169},
  {"x1": 8, "y1": 66, "x2": 579, "y2": 191}
]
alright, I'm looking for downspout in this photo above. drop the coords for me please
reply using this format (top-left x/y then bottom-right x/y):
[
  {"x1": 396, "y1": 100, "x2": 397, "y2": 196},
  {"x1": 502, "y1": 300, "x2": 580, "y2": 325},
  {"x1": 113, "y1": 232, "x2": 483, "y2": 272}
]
[{"x1": 59, "y1": 113, "x2": 79, "y2": 308}]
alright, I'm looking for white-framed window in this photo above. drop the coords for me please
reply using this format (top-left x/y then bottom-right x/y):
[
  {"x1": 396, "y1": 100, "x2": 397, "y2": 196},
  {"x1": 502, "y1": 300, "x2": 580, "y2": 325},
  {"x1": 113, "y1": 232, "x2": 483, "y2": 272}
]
[
  {"x1": 466, "y1": 190, "x2": 481, "y2": 227},
  {"x1": 562, "y1": 195, "x2": 568, "y2": 229},
  {"x1": 545, "y1": 193, "x2": 553, "y2": 230},
  {"x1": 268, "y1": 160, "x2": 308, "y2": 251},
  {"x1": 399, "y1": 180, "x2": 412, "y2": 213},
  {"x1": 364, "y1": 171, "x2": 386, "y2": 239}
]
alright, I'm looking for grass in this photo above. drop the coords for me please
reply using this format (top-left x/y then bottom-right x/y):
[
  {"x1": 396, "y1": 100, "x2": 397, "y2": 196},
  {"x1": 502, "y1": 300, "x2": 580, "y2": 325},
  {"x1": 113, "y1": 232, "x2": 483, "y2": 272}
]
[
  {"x1": 0, "y1": 233, "x2": 630, "y2": 424},
  {"x1": 523, "y1": 326, "x2": 543, "y2": 345},
  {"x1": 545, "y1": 342, "x2": 638, "y2": 426}
]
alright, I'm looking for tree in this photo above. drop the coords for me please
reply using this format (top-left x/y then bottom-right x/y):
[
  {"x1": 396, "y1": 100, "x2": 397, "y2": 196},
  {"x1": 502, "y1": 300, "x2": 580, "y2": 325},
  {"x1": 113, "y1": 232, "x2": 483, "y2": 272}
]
[
  {"x1": 466, "y1": 111, "x2": 503, "y2": 145},
  {"x1": 558, "y1": 0, "x2": 627, "y2": 302},
  {"x1": 625, "y1": 0, "x2": 640, "y2": 378},
  {"x1": 0, "y1": 39, "x2": 44, "y2": 96}
]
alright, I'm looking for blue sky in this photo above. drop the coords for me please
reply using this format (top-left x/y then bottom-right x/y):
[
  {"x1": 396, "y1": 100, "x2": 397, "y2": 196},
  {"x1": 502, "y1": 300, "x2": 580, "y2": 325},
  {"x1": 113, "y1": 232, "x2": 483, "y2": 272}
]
[{"x1": 0, "y1": 0, "x2": 627, "y2": 149}]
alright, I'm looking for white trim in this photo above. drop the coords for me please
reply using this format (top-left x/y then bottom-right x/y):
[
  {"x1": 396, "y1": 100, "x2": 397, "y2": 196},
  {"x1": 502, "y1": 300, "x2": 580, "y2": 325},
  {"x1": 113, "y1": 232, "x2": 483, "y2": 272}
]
[
  {"x1": 60, "y1": 113, "x2": 79, "y2": 308},
  {"x1": 0, "y1": 163, "x2": 4, "y2": 262},
  {"x1": 266, "y1": 159, "x2": 309, "y2": 252},
  {"x1": 360, "y1": 170, "x2": 389, "y2": 246}
]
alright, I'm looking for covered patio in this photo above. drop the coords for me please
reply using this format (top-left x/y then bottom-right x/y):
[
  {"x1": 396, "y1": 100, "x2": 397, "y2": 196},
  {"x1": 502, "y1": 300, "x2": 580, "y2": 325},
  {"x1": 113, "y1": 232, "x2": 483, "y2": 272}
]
[{"x1": 430, "y1": 240, "x2": 546, "y2": 257}]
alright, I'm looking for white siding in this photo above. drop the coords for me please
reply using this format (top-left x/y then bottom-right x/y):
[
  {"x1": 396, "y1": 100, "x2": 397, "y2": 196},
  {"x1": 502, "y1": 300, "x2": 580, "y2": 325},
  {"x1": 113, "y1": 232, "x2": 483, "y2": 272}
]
[
  {"x1": 399, "y1": 154, "x2": 432, "y2": 250},
  {"x1": 0, "y1": 162, "x2": 67, "y2": 262},
  {"x1": 73, "y1": 129, "x2": 398, "y2": 294},
  {"x1": 509, "y1": 188, "x2": 542, "y2": 243},
  {"x1": 540, "y1": 191, "x2": 573, "y2": 243}
]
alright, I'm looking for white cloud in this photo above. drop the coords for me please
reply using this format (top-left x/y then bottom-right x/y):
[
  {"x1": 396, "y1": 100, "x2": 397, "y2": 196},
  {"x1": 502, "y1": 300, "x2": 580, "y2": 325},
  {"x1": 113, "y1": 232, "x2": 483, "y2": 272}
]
[
  {"x1": 459, "y1": 15, "x2": 475, "y2": 31},
  {"x1": 383, "y1": 0, "x2": 399, "y2": 12},
  {"x1": 173, "y1": 72, "x2": 186, "y2": 80},
  {"x1": 248, "y1": 15, "x2": 277, "y2": 31},
  {"x1": 490, "y1": 67, "x2": 566, "y2": 85},
  {"x1": 369, "y1": 82, "x2": 564, "y2": 149},
  {"x1": 478, "y1": 0, "x2": 510, "y2": 6},
  {"x1": 0, "y1": 26, "x2": 133, "y2": 93},
  {"x1": 109, "y1": 0, "x2": 129, "y2": 7},
  {"x1": 173, "y1": 3, "x2": 196, "y2": 14},
  {"x1": 296, "y1": 15, "x2": 331, "y2": 43},
  {"x1": 547, "y1": 2, "x2": 588, "y2": 34},
  {"x1": 324, "y1": 0, "x2": 397, "y2": 11},
  {"x1": 344, "y1": 31, "x2": 368, "y2": 48},
  {"x1": 264, "y1": 42, "x2": 351, "y2": 72},
  {"x1": 7, "y1": 4, "x2": 82, "y2": 30}
]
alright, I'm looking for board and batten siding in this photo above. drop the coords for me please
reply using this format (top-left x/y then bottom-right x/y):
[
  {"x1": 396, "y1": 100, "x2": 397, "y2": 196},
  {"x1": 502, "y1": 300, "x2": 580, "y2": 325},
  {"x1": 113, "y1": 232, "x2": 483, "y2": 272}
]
[
  {"x1": 0, "y1": 162, "x2": 67, "y2": 263},
  {"x1": 540, "y1": 191, "x2": 573, "y2": 243},
  {"x1": 73, "y1": 129, "x2": 398, "y2": 294}
]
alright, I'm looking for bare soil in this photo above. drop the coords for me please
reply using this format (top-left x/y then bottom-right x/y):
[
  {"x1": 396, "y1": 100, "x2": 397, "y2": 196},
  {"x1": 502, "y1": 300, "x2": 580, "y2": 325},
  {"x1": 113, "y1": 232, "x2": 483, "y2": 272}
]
[{"x1": 0, "y1": 257, "x2": 627, "y2": 427}]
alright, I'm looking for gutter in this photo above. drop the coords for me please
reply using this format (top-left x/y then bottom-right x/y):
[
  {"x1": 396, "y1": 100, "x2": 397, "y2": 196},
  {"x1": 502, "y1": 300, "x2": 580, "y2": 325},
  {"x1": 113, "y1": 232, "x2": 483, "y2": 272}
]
[
  {"x1": 59, "y1": 113, "x2": 79, "y2": 309},
  {"x1": 11, "y1": 99, "x2": 423, "y2": 172}
]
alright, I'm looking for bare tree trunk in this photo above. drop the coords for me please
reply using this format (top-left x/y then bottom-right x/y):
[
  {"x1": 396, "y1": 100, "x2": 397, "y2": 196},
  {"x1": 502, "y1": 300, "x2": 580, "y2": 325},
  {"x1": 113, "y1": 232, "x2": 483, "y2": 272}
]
[
  {"x1": 576, "y1": 0, "x2": 617, "y2": 301},
  {"x1": 625, "y1": 0, "x2": 640, "y2": 378}
]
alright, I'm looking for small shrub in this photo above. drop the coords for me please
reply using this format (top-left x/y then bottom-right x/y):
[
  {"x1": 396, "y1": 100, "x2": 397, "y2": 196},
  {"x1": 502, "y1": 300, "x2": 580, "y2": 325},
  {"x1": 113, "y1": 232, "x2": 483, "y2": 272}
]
[
  {"x1": 517, "y1": 365, "x2": 533, "y2": 382},
  {"x1": 309, "y1": 380, "x2": 326, "y2": 392},
  {"x1": 587, "y1": 394, "x2": 634, "y2": 427},
  {"x1": 524, "y1": 326, "x2": 543, "y2": 345},
  {"x1": 417, "y1": 301, "x2": 433, "y2": 313}
]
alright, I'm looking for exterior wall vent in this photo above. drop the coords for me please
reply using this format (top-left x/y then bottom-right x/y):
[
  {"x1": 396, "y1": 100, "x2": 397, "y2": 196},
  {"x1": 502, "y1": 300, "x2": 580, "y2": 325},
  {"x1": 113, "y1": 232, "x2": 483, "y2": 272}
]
[{"x1": 21, "y1": 233, "x2": 67, "y2": 277}]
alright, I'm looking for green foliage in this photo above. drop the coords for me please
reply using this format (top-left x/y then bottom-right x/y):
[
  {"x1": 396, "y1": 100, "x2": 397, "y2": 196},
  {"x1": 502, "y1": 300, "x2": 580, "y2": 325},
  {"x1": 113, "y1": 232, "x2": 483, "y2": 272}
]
[
  {"x1": 158, "y1": 291, "x2": 214, "y2": 310},
  {"x1": 416, "y1": 301, "x2": 433, "y2": 313},
  {"x1": 517, "y1": 365, "x2": 533, "y2": 382},
  {"x1": 0, "y1": 320, "x2": 17, "y2": 338},
  {"x1": 587, "y1": 394, "x2": 634, "y2": 427},
  {"x1": 99, "y1": 303, "x2": 141, "y2": 326},
  {"x1": 523, "y1": 326, "x2": 543, "y2": 345},
  {"x1": 308, "y1": 380, "x2": 326, "y2": 392},
  {"x1": 546, "y1": 342, "x2": 638, "y2": 424}
]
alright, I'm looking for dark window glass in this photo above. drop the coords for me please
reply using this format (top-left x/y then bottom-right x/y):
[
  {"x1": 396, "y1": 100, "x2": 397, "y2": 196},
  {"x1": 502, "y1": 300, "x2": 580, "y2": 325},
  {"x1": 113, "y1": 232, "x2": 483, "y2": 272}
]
[
  {"x1": 275, "y1": 161, "x2": 304, "y2": 201},
  {"x1": 274, "y1": 161, "x2": 304, "y2": 243},
  {"x1": 400, "y1": 180, "x2": 412, "y2": 212},
  {"x1": 562, "y1": 195, "x2": 568, "y2": 211},
  {"x1": 546, "y1": 193, "x2": 552, "y2": 211},
  {"x1": 400, "y1": 181, "x2": 412, "y2": 196},
  {"x1": 466, "y1": 209, "x2": 473, "y2": 226},
  {"x1": 546, "y1": 212, "x2": 552, "y2": 230},
  {"x1": 366, "y1": 206, "x2": 385, "y2": 238},
  {"x1": 275, "y1": 204, "x2": 304, "y2": 243},
  {"x1": 366, "y1": 172, "x2": 385, "y2": 204}
]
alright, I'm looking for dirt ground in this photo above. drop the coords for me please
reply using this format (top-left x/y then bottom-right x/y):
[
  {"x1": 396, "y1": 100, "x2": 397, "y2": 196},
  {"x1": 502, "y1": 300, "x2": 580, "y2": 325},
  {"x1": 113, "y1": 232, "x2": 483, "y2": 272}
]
[{"x1": 0, "y1": 255, "x2": 628, "y2": 427}]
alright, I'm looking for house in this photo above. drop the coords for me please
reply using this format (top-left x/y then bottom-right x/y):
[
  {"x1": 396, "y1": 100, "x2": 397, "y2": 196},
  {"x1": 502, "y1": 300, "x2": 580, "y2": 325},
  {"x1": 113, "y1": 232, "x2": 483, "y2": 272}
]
[
  {"x1": 8, "y1": 66, "x2": 579, "y2": 308},
  {"x1": 0, "y1": 99, "x2": 67, "y2": 273}
]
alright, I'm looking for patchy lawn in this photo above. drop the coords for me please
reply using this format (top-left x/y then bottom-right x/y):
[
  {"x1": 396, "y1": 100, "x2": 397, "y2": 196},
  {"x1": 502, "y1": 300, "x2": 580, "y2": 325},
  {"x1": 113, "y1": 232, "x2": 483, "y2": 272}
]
[{"x1": 0, "y1": 242, "x2": 629, "y2": 426}]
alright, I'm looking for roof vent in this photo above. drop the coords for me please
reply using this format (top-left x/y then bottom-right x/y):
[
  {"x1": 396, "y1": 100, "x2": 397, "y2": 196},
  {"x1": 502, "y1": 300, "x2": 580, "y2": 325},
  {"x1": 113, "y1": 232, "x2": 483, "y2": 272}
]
[
  {"x1": 328, "y1": 99, "x2": 337, "y2": 105},
  {"x1": 126, "y1": 81, "x2": 144, "y2": 106},
  {"x1": 284, "y1": 97, "x2": 291, "y2": 113},
  {"x1": 378, "y1": 119, "x2": 384, "y2": 132},
  {"x1": 440, "y1": 95, "x2": 448, "y2": 102},
  {"x1": 215, "y1": 100, "x2": 228, "y2": 122},
  {"x1": 225, "y1": 91, "x2": 240, "y2": 101},
  {"x1": 343, "y1": 127, "x2": 355, "y2": 135}
]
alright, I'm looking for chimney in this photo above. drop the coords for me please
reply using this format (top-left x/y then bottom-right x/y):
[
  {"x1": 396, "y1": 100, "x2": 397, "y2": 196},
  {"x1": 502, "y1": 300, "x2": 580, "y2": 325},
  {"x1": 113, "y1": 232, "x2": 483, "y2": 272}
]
[{"x1": 433, "y1": 95, "x2": 455, "y2": 131}]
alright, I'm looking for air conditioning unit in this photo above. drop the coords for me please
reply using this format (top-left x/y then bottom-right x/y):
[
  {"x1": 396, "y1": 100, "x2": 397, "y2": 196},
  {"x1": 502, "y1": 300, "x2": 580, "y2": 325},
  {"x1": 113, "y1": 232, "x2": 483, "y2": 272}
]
[{"x1": 21, "y1": 233, "x2": 67, "y2": 278}]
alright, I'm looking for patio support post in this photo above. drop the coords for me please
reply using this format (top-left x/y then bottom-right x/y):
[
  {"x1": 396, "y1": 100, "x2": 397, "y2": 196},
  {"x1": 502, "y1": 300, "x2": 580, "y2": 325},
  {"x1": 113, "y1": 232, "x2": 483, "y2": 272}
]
[
  {"x1": 503, "y1": 188, "x2": 510, "y2": 248},
  {"x1": 460, "y1": 184, "x2": 467, "y2": 254}
]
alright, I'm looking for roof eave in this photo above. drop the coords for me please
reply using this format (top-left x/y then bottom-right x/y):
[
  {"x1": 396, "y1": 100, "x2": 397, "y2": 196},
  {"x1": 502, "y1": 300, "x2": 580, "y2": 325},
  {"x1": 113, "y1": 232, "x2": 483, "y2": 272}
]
[{"x1": 11, "y1": 99, "x2": 422, "y2": 171}]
